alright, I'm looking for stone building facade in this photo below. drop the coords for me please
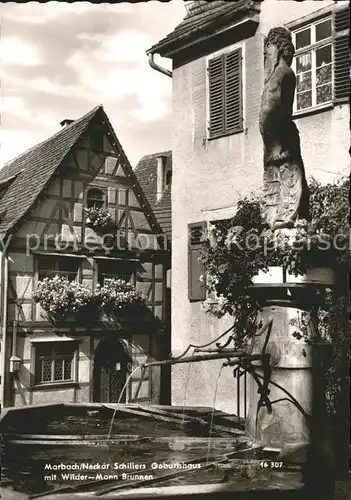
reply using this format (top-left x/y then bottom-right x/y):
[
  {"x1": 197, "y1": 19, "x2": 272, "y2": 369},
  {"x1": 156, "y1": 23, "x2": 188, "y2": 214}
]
[{"x1": 148, "y1": 0, "x2": 349, "y2": 413}]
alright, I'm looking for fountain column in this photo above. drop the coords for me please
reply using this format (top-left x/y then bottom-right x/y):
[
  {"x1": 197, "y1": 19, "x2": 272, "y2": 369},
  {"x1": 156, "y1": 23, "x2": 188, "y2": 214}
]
[
  {"x1": 245, "y1": 268, "x2": 334, "y2": 450},
  {"x1": 245, "y1": 27, "x2": 331, "y2": 453}
]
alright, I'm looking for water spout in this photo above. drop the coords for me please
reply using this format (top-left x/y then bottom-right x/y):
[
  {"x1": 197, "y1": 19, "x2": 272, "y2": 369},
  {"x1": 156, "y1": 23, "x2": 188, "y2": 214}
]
[
  {"x1": 207, "y1": 364, "x2": 225, "y2": 463},
  {"x1": 107, "y1": 364, "x2": 144, "y2": 439},
  {"x1": 181, "y1": 360, "x2": 193, "y2": 424}
]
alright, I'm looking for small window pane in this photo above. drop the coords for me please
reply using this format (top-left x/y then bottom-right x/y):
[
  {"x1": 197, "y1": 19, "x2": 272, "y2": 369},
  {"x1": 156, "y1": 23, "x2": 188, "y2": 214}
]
[
  {"x1": 316, "y1": 64, "x2": 332, "y2": 86},
  {"x1": 54, "y1": 360, "x2": 64, "y2": 380},
  {"x1": 316, "y1": 44, "x2": 332, "y2": 67},
  {"x1": 87, "y1": 188, "x2": 105, "y2": 209},
  {"x1": 296, "y1": 52, "x2": 311, "y2": 72},
  {"x1": 315, "y1": 19, "x2": 331, "y2": 42},
  {"x1": 295, "y1": 28, "x2": 311, "y2": 49},
  {"x1": 297, "y1": 91, "x2": 312, "y2": 110},
  {"x1": 317, "y1": 84, "x2": 332, "y2": 104},
  {"x1": 297, "y1": 72, "x2": 312, "y2": 93},
  {"x1": 42, "y1": 360, "x2": 52, "y2": 382},
  {"x1": 64, "y1": 360, "x2": 73, "y2": 380}
]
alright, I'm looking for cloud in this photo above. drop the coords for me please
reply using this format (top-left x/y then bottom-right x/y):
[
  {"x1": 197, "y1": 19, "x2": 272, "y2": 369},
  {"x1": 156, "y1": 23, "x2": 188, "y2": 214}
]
[
  {"x1": 66, "y1": 28, "x2": 172, "y2": 122},
  {"x1": 1, "y1": 1, "x2": 104, "y2": 24},
  {"x1": 78, "y1": 30, "x2": 152, "y2": 63},
  {"x1": 0, "y1": 129, "x2": 45, "y2": 166},
  {"x1": 1, "y1": 95, "x2": 56, "y2": 126},
  {"x1": 0, "y1": 36, "x2": 43, "y2": 66},
  {"x1": 0, "y1": 0, "x2": 186, "y2": 167}
]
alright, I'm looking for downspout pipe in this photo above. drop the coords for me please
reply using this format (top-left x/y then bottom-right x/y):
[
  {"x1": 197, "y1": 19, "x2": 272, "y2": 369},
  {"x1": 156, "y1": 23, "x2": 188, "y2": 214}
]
[{"x1": 147, "y1": 52, "x2": 172, "y2": 78}]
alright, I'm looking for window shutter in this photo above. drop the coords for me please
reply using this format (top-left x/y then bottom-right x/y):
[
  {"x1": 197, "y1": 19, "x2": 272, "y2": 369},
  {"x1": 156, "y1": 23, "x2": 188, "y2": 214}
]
[
  {"x1": 208, "y1": 48, "x2": 243, "y2": 138},
  {"x1": 188, "y1": 222, "x2": 206, "y2": 302},
  {"x1": 208, "y1": 55, "x2": 225, "y2": 138},
  {"x1": 333, "y1": 7, "x2": 350, "y2": 103},
  {"x1": 225, "y1": 48, "x2": 243, "y2": 133}
]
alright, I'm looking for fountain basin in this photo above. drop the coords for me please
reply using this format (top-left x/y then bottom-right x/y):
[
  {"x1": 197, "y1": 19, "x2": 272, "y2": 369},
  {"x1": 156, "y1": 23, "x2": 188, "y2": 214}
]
[{"x1": 0, "y1": 403, "x2": 306, "y2": 499}]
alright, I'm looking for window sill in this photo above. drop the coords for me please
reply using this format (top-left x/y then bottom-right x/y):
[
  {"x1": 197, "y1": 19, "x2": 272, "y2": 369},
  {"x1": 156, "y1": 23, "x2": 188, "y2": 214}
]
[
  {"x1": 30, "y1": 381, "x2": 78, "y2": 391},
  {"x1": 293, "y1": 102, "x2": 334, "y2": 119},
  {"x1": 207, "y1": 128, "x2": 244, "y2": 141}
]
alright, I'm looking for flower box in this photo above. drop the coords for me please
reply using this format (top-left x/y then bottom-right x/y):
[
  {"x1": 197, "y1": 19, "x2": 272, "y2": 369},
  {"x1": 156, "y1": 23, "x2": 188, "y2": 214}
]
[
  {"x1": 252, "y1": 266, "x2": 336, "y2": 286},
  {"x1": 286, "y1": 267, "x2": 336, "y2": 286},
  {"x1": 252, "y1": 266, "x2": 284, "y2": 285},
  {"x1": 33, "y1": 277, "x2": 147, "y2": 328},
  {"x1": 84, "y1": 207, "x2": 112, "y2": 233}
]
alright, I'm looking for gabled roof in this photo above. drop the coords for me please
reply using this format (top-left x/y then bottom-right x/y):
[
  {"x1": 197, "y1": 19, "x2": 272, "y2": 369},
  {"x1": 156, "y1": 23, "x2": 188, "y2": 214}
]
[
  {"x1": 0, "y1": 106, "x2": 101, "y2": 234},
  {"x1": 135, "y1": 151, "x2": 172, "y2": 239},
  {"x1": 0, "y1": 106, "x2": 164, "y2": 240},
  {"x1": 147, "y1": 0, "x2": 261, "y2": 57}
]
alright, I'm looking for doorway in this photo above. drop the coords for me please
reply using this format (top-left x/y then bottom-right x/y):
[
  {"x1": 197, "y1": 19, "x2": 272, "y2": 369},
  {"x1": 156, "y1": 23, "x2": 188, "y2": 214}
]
[{"x1": 93, "y1": 338, "x2": 131, "y2": 403}]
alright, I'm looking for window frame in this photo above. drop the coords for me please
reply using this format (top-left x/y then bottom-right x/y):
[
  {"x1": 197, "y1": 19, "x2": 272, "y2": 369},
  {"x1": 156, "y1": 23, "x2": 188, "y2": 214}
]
[
  {"x1": 37, "y1": 255, "x2": 82, "y2": 282},
  {"x1": 86, "y1": 187, "x2": 107, "y2": 210},
  {"x1": 96, "y1": 259, "x2": 135, "y2": 286},
  {"x1": 206, "y1": 41, "x2": 245, "y2": 140},
  {"x1": 291, "y1": 15, "x2": 334, "y2": 115},
  {"x1": 32, "y1": 341, "x2": 78, "y2": 388}
]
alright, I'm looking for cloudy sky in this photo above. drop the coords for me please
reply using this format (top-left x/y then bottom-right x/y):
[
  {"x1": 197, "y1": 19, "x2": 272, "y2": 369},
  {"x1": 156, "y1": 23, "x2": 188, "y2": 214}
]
[{"x1": 0, "y1": 1, "x2": 186, "y2": 168}]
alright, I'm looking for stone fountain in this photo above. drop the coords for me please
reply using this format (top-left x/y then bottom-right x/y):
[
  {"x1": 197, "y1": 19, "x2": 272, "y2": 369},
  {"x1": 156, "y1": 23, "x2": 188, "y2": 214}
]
[{"x1": 244, "y1": 28, "x2": 335, "y2": 494}]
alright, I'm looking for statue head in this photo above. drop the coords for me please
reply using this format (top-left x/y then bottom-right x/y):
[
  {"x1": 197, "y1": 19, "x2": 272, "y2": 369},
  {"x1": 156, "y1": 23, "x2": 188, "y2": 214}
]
[{"x1": 264, "y1": 27, "x2": 295, "y2": 67}]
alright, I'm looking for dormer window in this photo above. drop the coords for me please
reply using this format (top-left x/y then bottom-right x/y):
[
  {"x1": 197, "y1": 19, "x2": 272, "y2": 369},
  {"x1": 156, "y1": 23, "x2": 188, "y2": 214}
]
[{"x1": 86, "y1": 188, "x2": 106, "y2": 209}]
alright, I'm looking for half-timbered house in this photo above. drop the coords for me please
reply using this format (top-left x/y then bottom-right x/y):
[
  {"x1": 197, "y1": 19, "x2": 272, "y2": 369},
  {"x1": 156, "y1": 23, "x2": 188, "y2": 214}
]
[{"x1": 0, "y1": 105, "x2": 171, "y2": 408}]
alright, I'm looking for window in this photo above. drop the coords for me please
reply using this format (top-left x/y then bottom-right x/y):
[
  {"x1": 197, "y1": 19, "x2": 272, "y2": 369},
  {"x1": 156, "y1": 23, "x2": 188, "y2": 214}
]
[
  {"x1": 292, "y1": 18, "x2": 333, "y2": 111},
  {"x1": 208, "y1": 47, "x2": 243, "y2": 139},
  {"x1": 86, "y1": 188, "x2": 106, "y2": 209},
  {"x1": 292, "y1": 8, "x2": 350, "y2": 112},
  {"x1": 97, "y1": 259, "x2": 134, "y2": 286},
  {"x1": 188, "y1": 222, "x2": 206, "y2": 302},
  {"x1": 38, "y1": 256, "x2": 80, "y2": 281},
  {"x1": 34, "y1": 342, "x2": 76, "y2": 385}
]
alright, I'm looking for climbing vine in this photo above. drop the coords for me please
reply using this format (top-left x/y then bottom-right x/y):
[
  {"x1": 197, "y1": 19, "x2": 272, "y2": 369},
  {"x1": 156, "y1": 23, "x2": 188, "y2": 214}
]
[{"x1": 199, "y1": 176, "x2": 349, "y2": 415}]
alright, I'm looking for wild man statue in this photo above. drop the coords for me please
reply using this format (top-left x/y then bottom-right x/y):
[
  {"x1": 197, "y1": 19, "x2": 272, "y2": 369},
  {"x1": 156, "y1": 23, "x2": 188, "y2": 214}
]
[{"x1": 259, "y1": 27, "x2": 309, "y2": 230}]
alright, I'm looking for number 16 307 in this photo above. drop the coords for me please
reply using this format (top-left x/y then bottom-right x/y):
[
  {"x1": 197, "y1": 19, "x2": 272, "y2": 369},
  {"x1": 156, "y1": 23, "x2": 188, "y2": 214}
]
[{"x1": 260, "y1": 461, "x2": 283, "y2": 468}]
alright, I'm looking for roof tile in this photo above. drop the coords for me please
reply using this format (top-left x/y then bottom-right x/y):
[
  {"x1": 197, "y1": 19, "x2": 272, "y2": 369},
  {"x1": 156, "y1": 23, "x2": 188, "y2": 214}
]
[
  {"x1": 0, "y1": 106, "x2": 101, "y2": 234},
  {"x1": 148, "y1": 0, "x2": 259, "y2": 56}
]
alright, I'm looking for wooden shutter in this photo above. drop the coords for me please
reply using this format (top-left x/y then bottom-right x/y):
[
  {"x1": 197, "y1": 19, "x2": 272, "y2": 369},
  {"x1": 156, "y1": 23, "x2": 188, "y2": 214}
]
[
  {"x1": 208, "y1": 55, "x2": 225, "y2": 137},
  {"x1": 208, "y1": 48, "x2": 243, "y2": 138},
  {"x1": 188, "y1": 222, "x2": 206, "y2": 302},
  {"x1": 225, "y1": 49, "x2": 243, "y2": 134},
  {"x1": 333, "y1": 7, "x2": 350, "y2": 103}
]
